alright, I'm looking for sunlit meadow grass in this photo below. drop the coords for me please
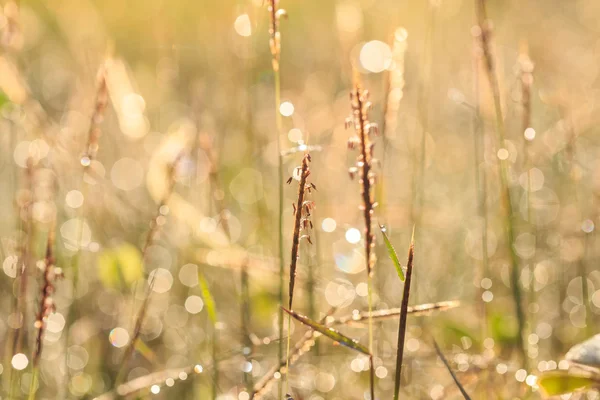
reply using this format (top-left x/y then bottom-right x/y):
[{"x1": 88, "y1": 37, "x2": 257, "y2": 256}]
[{"x1": 0, "y1": 0, "x2": 599, "y2": 399}]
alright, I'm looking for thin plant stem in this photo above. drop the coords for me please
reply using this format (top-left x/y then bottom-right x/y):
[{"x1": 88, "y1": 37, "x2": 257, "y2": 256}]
[
  {"x1": 347, "y1": 74, "x2": 379, "y2": 397},
  {"x1": 285, "y1": 152, "x2": 313, "y2": 396},
  {"x1": 475, "y1": 0, "x2": 526, "y2": 366},
  {"x1": 432, "y1": 339, "x2": 472, "y2": 399},
  {"x1": 393, "y1": 231, "x2": 414, "y2": 400},
  {"x1": 267, "y1": 1, "x2": 286, "y2": 397},
  {"x1": 410, "y1": 3, "x2": 435, "y2": 308},
  {"x1": 116, "y1": 155, "x2": 182, "y2": 385},
  {"x1": 29, "y1": 218, "x2": 60, "y2": 400},
  {"x1": 471, "y1": 26, "x2": 489, "y2": 341}
]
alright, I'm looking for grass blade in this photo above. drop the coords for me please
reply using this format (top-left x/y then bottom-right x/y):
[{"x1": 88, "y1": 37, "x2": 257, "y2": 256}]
[
  {"x1": 198, "y1": 271, "x2": 217, "y2": 326},
  {"x1": 198, "y1": 270, "x2": 218, "y2": 399},
  {"x1": 380, "y1": 224, "x2": 404, "y2": 281},
  {"x1": 393, "y1": 229, "x2": 414, "y2": 400},
  {"x1": 281, "y1": 308, "x2": 370, "y2": 355},
  {"x1": 537, "y1": 371, "x2": 598, "y2": 397},
  {"x1": 432, "y1": 339, "x2": 472, "y2": 399}
]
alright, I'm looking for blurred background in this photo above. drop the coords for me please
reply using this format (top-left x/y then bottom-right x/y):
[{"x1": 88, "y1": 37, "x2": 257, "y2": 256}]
[{"x1": 0, "y1": 0, "x2": 600, "y2": 398}]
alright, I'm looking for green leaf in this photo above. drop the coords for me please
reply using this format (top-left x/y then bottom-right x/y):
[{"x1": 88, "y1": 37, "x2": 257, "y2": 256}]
[
  {"x1": 198, "y1": 271, "x2": 218, "y2": 326},
  {"x1": 379, "y1": 225, "x2": 404, "y2": 281},
  {"x1": 537, "y1": 371, "x2": 598, "y2": 397},
  {"x1": 98, "y1": 243, "x2": 143, "y2": 289},
  {"x1": 282, "y1": 307, "x2": 370, "y2": 355}
]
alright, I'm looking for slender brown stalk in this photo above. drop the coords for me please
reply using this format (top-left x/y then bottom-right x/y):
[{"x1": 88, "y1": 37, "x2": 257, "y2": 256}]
[
  {"x1": 284, "y1": 152, "x2": 314, "y2": 397},
  {"x1": 347, "y1": 72, "x2": 378, "y2": 400},
  {"x1": 475, "y1": 0, "x2": 526, "y2": 365},
  {"x1": 11, "y1": 158, "x2": 34, "y2": 357},
  {"x1": 28, "y1": 221, "x2": 61, "y2": 400},
  {"x1": 287, "y1": 153, "x2": 314, "y2": 309},
  {"x1": 32, "y1": 222, "x2": 60, "y2": 368},
  {"x1": 116, "y1": 155, "x2": 182, "y2": 384},
  {"x1": 393, "y1": 231, "x2": 415, "y2": 400},
  {"x1": 347, "y1": 76, "x2": 377, "y2": 278}
]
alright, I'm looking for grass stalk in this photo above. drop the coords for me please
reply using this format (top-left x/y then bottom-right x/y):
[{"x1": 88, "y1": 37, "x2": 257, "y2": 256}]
[
  {"x1": 29, "y1": 219, "x2": 60, "y2": 400},
  {"x1": 471, "y1": 26, "x2": 489, "y2": 340},
  {"x1": 475, "y1": 0, "x2": 527, "y2": 365},
  {"x1": 347, "y1": 73, "x2": 379, "y2": 398},
  {"x1": 432, "y1": 339, "x2": 472, "y2": 399},
  {"x1": 410, "y1": 3, "x2": 435, "y2": 309},
  {"x1": 267, "y1": 1, "x2": 286, "y2": 397},
  {"x1": 284, "y1": 152, "x2": 313, "y2": 396},
  {"x1": 116, "y1": 154, "x2": 182, "y2": 385},
  {"x1": 64, "y1": 62, "x2": 108, "y2": 393},
  {"x1": 9, "y1": 159, "x2": 35, "y2": 400},
  {"x1": 519, "y1": 46, "x2": 539, "y2": 357},
  {"x1": 393, "y1": 230, "x2": 414, "y2": 400}
]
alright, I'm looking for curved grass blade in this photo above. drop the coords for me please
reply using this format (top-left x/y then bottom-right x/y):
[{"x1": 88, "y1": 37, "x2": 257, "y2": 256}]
[
  {"x1": 537, "y1": 371, "x2": 598, "y2": 397},
  {"x1": 432, "y1": 339, "x2": 472, "y2": 399},
  {"x1": 380, "y1": 225, "x2": 404, "y2": 281},
  {"x1": 393, "y1": 229, "x2": 414, "y2": 400},
  {"x1": 281, "y1": 308, "x2": 369, "y2": 355}
]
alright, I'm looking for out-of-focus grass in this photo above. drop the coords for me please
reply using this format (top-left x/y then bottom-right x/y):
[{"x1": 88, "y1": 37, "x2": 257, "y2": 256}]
[{"x1": 0, "y1": 0, "x2": 599, "y2": 399}]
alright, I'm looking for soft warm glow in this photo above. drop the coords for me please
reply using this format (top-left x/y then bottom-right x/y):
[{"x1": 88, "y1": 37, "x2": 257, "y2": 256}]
[
  {"x1": 234, "y1": 14, "x2": 252, "y2": 37},
  {"x1": 360, "y1": 40, "x2": 392, "y2": 73}
]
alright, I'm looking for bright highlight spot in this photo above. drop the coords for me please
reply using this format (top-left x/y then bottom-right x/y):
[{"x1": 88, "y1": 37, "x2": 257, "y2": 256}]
[
  {"x1": 185, "y1": 295, "x2": 204, "y2": 314},
  {"x1": 66, "y1": 190, "x2": 84, "y2": 208},
  {"x1": 582, "y1": 219, "x2": 595, "y2": 233},
  {"x1": 234, "y1": 14, "x2": 252, "y2": 37},
  {"x1": 524, "y1": 127, "x2": 536, "y2": 141},
  {"x1": 497, "y1": 148, "x2": 509, "y2": 160},
  {"x1": 109, "y1": 327, "x2": 129, "y2": 348},
  {"x1": 148, "y1": 268, "x2": 173, "y2": 293},
  {"x1": 345, "y1": 228, "x2": 361, "y2": 244},
  {"x1": 11, "y1": 353, "x2": 28, "y2": 370},
  {"x1": 279, "y1": 101, "x2": 294, "y2": 117},
  {"x1": 360, "y1": 40, "x2": 392, "y2": 73},
  {"x1": 322, "y1": 218, "x2": 337, "y2": 232}
]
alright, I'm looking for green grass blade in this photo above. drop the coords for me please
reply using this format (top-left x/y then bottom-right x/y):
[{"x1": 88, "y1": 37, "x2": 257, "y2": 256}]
[
  {"x1": 537, "y1": 371, "x2": 598, "y2": 397},
  {"x1": 393, "y1": 231, "x2": 414, "y2": 400},
  {"x1": 198, "y1": 271, "x2": 217, "y2": 326},
  {"x1": 380, "y1": 225, "x2": 404, "y2": 281},
  {"x1": 281, "y1": 308, "x2": 370, "y2": 355},
  {"x1": 432, "y1": 339, "x2": 472, "y2": 399}
]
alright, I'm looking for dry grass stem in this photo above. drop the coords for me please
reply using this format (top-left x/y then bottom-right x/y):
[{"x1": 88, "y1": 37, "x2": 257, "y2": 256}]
[{"x1": 393, "y1": 231, "x2": 414, "y2": 400}]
